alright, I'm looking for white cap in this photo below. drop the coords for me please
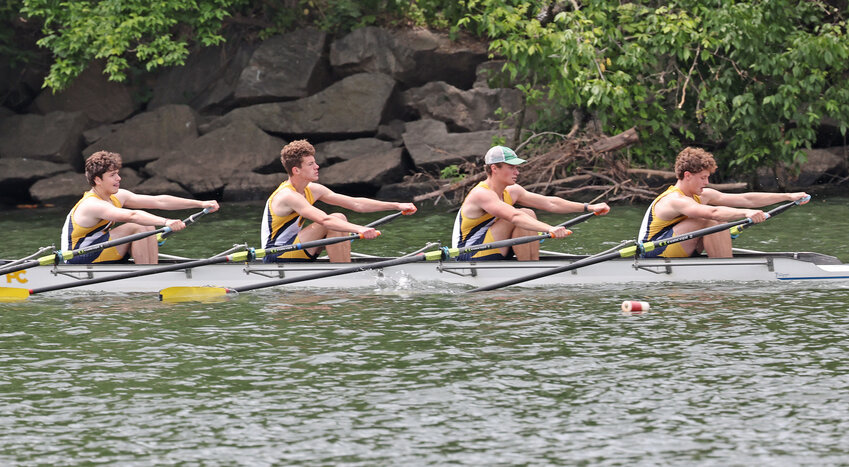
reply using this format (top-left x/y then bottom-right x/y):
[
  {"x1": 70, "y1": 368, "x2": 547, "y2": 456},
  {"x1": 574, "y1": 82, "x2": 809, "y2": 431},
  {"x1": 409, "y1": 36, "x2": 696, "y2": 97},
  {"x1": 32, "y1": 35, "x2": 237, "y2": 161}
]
[{"x1": 484, "y1": 146, "x2": 526, "y2": 165}]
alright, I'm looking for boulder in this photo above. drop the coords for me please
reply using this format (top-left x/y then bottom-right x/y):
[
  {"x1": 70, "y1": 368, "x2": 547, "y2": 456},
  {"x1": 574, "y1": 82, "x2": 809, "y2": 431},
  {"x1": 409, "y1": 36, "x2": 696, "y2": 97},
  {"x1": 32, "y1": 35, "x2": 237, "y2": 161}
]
[
  {"x1": 82, "y1": 105, "x2": 199, "y2": 167},
  {"x1": 132, "y1": 176, "x2": 193, "y2": 198},
  {"x1": 402, "y1": 119, "x2": 512, "y2": 170},
  {"x1": 31, "y1": 61, "x2": 136, "y2": 124},
  {"x1": 0, "y1": 157, "x2": 70, "y2": 203},
  {"x1": 29, "y1": 171, "x2": 88, "y2": 204},
  {"x1": 149, "y1": 41, "x2": 256, "y2": 112},
  {"x1": 0, "y1": 111, "x2": 88, "y2": 170},
  {"x1": 375, "y1": 180, "x2": 442, "y2": 201},
  {"x1": 318, "y1": 147, "x2": 408, "y2": 195},
  {"x1": 377, "y1": 119, "x2": 406, "y2": 142},
  {"x1": 82, "y1": 123, "x2": 122, "y2": 146},
  {"x1": 330, "y1": 27, "x2": 488, "y2": 89},
  {"x1": 207, "y1": 73, "x2": 395, "y2": 136},
  {"x1": 401, "y1": 81, "x2": 525, "y2": 132},
  {"x1": 144, "y1": 118, "x2": 285, "y2": 196},
  {"x1": 222, "y1": 172, "x2": 284, "y2": 202},
  {"x1": 314, "y1": 138, "x2": 396, "y2": 166},
  {"x1": 234, "y1": 28, "x2": 330, "y2": 104},
  {"x1": 757, "y1": 147, "x2": 847, "y2": 189},
  {"x1": 473, "y1": 60, "x2": 516, "y2": 89}
]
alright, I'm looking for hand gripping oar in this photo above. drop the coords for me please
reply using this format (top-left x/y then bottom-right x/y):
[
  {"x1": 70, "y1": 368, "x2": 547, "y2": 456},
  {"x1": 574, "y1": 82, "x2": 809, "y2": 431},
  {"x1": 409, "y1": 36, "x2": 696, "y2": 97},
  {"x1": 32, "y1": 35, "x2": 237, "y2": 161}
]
[
  {"x1": 0, "y1": 211, "x2": 409, "y2": 301},
  {"x1": 159, "y1": 211, "x2": 601, "y2": 302},
  {"x1": 0, "y1": 209, "x2": 212, "y2": 277},
  {"x1": 468, "y1": 196, "x2": 810, "y2": 293}
]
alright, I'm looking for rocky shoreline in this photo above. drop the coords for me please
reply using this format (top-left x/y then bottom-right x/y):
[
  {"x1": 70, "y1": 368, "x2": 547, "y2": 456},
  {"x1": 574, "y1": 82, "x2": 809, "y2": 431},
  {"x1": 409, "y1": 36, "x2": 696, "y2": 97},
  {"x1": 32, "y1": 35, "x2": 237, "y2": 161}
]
[{"x1": 1, "y1": 26, "x2": 846, "y2": 210}]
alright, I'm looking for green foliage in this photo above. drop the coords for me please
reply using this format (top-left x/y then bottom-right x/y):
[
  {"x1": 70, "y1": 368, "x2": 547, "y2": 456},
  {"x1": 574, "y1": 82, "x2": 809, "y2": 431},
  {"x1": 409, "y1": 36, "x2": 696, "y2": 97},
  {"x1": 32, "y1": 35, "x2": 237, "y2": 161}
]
[
  {"x1": 462, "y1": 0, "x2": 849, "y2": 174},
  {"x1": 21, "y1": 0, "x2": 246, "y2": 91},
  {"x1": 440, "y1": 164, "x2": 466, "y2": 182}
]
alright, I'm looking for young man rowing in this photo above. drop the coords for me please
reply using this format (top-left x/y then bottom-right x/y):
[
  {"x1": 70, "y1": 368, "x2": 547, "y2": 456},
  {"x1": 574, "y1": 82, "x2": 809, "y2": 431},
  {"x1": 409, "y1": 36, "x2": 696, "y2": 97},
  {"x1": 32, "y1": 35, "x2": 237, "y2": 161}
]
[
  {"x1": 63, "y1": 151, "x2": 220, "y2": 264},
  {"x1": 453, "y1": 145, "x2": 610, "y2": 261},
  {"x1": 262, "y1": 139, "x2": 416, "y2": 263},
  {"x1": 638, "y1": 147, "x2": 809, "y2": 258}
]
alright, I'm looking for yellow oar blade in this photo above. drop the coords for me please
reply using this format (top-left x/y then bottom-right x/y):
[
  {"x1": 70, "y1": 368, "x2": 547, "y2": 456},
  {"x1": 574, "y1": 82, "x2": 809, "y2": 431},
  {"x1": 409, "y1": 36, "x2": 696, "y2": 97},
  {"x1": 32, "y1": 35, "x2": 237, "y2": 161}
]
[
  {"x1": 0, "y1": 288, "x2": 32, "y2": 302},
  {"x1": 159, "y1": 286, "x2": 234, "y2": 303}
]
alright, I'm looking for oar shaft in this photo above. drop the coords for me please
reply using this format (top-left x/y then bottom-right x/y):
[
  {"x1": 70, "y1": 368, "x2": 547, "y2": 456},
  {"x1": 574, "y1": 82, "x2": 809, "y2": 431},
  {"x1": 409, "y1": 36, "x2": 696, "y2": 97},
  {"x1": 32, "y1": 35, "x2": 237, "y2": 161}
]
[
  {"x1": 30, "y1": 255, "x2": 232, "y2": 294},
  {"x1": 233, "y1": 253, "x2": 433, "y2": 293}
]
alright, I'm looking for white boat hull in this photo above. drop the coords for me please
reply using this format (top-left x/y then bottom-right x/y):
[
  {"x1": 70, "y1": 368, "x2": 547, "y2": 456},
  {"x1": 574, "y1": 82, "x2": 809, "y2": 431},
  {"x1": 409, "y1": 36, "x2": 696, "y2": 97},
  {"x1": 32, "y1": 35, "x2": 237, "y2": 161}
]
[{"x1": 3, "y1": 251, "x2": 849, "y2": 295}]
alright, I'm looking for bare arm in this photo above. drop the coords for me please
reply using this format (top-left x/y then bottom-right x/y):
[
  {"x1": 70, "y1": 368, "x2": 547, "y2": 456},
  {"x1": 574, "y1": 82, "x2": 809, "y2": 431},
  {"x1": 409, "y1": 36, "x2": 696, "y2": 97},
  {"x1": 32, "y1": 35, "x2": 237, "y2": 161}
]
[
  {"x1": 511, "y1": 185, "x2": 610, "y2": 215},
  {"x1": 74, "y1": 197, "x2": 177, "y2": 229},
  {"x1": 314, "y1": 184, "x2": 416, "y2": 214},
  {"x1": 703, "y1": 189, "x2": 809, "y2": 208},
  {"x1": 120, "y1": 190, "x2": 219, "y2": 212},
  {"x1": 665, "y1": 193, "x2": 765, "y2": 223},
  {"x1": 470, "y1": 188, "x2": 569, "y2": 238},
  {"x1": 275, "y1": 189, "x2": 378, "y2": 237}
]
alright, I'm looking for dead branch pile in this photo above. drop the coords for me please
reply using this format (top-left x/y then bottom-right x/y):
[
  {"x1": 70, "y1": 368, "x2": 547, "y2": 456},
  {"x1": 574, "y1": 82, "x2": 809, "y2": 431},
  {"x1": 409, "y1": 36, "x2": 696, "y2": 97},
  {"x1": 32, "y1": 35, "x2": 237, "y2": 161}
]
[{"x1": 412, "y1": 127, "x2": 669, "y2": 206}]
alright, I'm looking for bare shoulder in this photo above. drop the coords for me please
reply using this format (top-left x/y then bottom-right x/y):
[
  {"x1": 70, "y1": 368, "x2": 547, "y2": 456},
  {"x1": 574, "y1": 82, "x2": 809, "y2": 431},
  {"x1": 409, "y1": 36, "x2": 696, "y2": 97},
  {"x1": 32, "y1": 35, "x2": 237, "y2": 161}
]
[
  {"x1": 307, "y1": 182, "x2": 331, "y2": 199},
  {"x1": 698, "y1": 187, "x2": 723, "y2": 204}
]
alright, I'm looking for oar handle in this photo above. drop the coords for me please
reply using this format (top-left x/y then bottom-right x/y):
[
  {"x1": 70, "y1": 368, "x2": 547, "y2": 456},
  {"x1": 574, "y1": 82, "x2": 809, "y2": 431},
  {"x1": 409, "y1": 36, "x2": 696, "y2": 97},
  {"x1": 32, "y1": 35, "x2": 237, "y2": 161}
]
[{"x1": 159, "y1": 208, "x2": 212, "y2": 240}]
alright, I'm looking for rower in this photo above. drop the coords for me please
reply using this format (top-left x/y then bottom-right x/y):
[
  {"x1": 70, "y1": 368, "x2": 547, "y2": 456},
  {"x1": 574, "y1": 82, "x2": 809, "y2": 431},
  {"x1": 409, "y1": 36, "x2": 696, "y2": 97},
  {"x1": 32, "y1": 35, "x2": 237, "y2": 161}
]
[
  {"x1": 261, "y1": 139, "x2": 416, "y2": 263},
  {"x1": 452, "y1": 145, "x2": 610, "y2": 261},
  {"x1": 638, "y1": 147, "x2": 809, "y2": 258},
  {"x1": 63, "y1": 151, "x2": 219, "y2": 265}
]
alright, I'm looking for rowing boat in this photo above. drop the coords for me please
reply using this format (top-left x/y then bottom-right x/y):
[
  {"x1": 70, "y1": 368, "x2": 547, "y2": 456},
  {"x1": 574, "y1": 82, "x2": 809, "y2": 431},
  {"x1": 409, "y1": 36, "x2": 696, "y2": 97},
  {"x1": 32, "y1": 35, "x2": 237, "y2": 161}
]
[{"x1": 3, "y1": 249, "x2": 848, "y2": 295}]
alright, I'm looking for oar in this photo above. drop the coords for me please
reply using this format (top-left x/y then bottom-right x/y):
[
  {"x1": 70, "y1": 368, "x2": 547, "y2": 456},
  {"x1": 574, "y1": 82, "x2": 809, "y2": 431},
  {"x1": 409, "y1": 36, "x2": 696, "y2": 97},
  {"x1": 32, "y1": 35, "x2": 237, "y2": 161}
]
[
  {"x1": 0, "y1": 208, "x2": 212, "y2": 277},
  {"x1": 159, "y1": 211, "x2": 602, "y2": 302},
  {"x1": 0, "y1": 211, "x2": 407, "y2": 301},
  {"x1": 468, "y1": 196, "x2": 811, "y2": 292}
]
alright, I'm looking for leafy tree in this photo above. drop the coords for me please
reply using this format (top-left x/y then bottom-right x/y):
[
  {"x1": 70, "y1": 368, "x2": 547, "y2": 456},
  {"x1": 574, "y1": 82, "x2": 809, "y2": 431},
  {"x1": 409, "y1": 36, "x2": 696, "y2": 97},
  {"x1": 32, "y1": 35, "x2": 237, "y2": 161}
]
[
  {"x1": 461, "y1": 0, "x2": 849, "y2": 175},
  {"x1": 21, "y1": 0, "x2": 246, "y2": 91},
  {"x1": 16, "y1": 0, "x2": 467, "y2": 92}
]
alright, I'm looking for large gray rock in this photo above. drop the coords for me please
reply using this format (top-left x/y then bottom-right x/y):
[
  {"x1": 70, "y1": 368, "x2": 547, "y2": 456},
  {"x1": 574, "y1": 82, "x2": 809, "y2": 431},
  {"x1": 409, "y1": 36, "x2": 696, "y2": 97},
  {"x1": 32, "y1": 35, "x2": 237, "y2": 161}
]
[
  {"x1": 31, "y1": 61, "x2": 136, "y2": 124},
  {"x1": 234, "y1": 28, "x2": 330, "y2": 103},
  {"x1": 207, "y1": 73, "x2": 395, "y2": 135},
  {"x1": 757, "y1": 147, "x2": 847, "y2": 189},
  {"x1": 29, "y1": 167, "x2": 142, "y2": 205},
  {"x1": 314, "y1": 138, "x2": 396, "y2": 166},
  {"x1": 149, "y1": 41, "x2": 256, "y2": 112},
  {"x1": 222, "y1": 172, "x2": 284, "y2": 202},
  {"x1": 330, "y1": 27, "x2": 488, "y2": 89},
  {"x1": 0, "y1": 157, "x2": 70, "y2": 203},
  {"x1": 29, "y1": 171, "x2": 87, "y2": 204},
  {"x1": 402, "y1": 119, "x2": 512, "y2": 170},
  {"x1": 0, "y1": 111, "x2": 88, "y2": 170},
  {"x1": 401, "y1": 81, "x2": 525, "y2": 132},
  {"x1": 376, "y1": 180, "x2": 442, "y2": 201},
  {"x1": 144, "y1": 118, "x2": 285, "y2": 196},
  {"x1": 82, "y1": 105, "x2": 199, "y2": 166},
  {"x1": 132, "y1": 176, "x2": 193, "y2": 198},
  {"x1": 318, "y1": 147, "x2": 408, "y2": 195}
]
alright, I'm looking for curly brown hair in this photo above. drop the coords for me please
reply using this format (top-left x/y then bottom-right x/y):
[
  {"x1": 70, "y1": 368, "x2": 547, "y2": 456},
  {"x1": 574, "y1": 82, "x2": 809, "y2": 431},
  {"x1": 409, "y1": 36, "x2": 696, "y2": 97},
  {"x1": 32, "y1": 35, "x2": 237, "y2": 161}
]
[
  {"x1": 85, "y1": 151, "x2": 122, "y2": 186},
  {"x1": 674, "y1": 147, "x2": 717, "y2": 179},
  {"x1": 280, "y1": 140, "x2": 315, "y2": 175}
]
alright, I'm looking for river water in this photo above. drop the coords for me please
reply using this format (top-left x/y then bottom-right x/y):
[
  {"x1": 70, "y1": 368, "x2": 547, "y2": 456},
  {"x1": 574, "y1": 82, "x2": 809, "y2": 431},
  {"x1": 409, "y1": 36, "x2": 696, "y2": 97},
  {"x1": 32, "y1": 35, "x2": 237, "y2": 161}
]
[{"x1": 1, "y1": 198, "x2": 848, "y2": 464}]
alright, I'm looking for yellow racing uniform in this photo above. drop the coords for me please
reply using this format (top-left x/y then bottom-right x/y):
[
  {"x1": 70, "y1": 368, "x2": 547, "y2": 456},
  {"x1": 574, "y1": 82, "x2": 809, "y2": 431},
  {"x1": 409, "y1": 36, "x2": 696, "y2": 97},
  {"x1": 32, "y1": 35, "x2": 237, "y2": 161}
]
[
  {"x1": 260, "y1": 181, "x2": 317, "y2": 262},
  {"x1": 452, "y1": 182, "x2": 515, "y2": 261},
  {"x1": 637, "y1": 185, "x2": 702, "y2": 258},
  {"x1": 61, "y1": 192, "x2": 127, "y2": 264}
]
